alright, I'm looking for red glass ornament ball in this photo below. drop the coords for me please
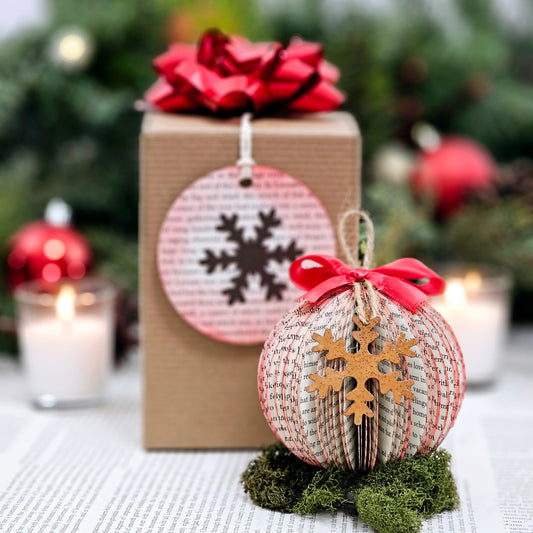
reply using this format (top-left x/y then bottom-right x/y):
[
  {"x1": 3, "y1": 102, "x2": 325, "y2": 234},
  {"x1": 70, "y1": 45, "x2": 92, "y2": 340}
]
[
  {"x1": 411, "y1": 136, "x2": 496, "y2": 217},
  {"x1": 6, "y1": 221, "x2": 92, "y2": 289}
]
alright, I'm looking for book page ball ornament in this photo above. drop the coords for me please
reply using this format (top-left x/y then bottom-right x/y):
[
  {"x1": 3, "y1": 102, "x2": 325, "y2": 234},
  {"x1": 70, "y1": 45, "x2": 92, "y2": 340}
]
[
  {"x1": 157, "y1": 164, "x2": 336, "y2": 345},
  {"x1": 258, "y1": 211, "x2": 466, "y2": 472}
]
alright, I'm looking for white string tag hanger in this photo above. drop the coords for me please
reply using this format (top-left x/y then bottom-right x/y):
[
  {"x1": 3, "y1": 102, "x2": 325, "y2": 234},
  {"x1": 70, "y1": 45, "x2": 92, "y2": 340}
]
[{"x1": 236, "y1": 112, "x2": 256, "y2": 187}]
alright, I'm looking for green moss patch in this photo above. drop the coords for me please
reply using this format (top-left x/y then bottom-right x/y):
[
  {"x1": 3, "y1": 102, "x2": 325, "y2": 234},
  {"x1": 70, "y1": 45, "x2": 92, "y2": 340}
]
[{"x1": 241, "y1": 443, "x2": 459, "y2": 533}]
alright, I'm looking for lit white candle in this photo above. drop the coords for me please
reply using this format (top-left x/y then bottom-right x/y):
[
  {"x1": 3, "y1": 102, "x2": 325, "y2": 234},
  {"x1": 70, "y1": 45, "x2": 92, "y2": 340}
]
[
  {"x1": 17, "y1": 281, "x2": 115, "y2": 407},
  {"x1": 432, "y1": 270, "x2": 510, "y2": 385}
]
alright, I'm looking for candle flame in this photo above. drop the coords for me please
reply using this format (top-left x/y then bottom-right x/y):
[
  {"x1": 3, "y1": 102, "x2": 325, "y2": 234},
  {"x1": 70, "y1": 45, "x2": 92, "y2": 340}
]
[
  {"x1": 464, "y1": 270, "x2": 483, "y2": 292},
  {"x1": 56, "y1": 285, "x2": 76, "y2": 321},
  {"x1": 444, "y1": 280, "x2": 467, "y2": 307}
]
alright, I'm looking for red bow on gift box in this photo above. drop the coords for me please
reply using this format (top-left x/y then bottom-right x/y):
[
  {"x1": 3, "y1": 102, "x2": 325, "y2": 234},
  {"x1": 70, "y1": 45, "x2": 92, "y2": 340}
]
[
  {"x1": 145, "y1": 29, "x2": 345, "y2": 115},
  {"x1": 290, "y1": 255, "x2": 446, "y2": 313}
]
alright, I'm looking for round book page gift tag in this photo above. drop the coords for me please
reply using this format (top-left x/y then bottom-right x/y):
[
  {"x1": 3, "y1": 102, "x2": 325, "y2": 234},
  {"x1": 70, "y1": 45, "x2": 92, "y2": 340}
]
[{"x1": 158, "y1": 165, "x2": 336, "y2": 345}]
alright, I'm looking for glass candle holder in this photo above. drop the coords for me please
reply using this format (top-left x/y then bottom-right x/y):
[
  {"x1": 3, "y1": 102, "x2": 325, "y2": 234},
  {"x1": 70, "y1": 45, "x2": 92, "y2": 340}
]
[
  {"x1": 15, "y1": 277, "x2": 116, "y2": 408},
  {"x1": 431, "y1": 264, "x2": 512, "y2": 386}
]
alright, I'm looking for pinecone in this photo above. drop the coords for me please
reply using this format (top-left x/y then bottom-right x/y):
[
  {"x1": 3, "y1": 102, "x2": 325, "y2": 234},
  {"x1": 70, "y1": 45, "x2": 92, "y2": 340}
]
[
  {"x1": 466, "y1": 158, "x2": 533, "y2": 209},
  {"x1": 114, "y1": 286, "x2": 138, "y2": 365},
  {"x1": 498, "y1": 159, "x2": 533, "y2": 207}
]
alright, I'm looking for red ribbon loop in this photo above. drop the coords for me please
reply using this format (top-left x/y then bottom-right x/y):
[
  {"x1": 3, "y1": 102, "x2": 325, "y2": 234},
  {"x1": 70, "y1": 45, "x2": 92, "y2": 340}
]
[
  {"x1": 145, "y1": 30, "x2": 345, "y2": 115},
  {"x1": 289, "y1": 255, "x2": 445, "y2": 313}
]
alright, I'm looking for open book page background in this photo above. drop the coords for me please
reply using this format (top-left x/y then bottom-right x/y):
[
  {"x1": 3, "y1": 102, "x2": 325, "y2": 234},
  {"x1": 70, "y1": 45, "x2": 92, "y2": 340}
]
[{"x1": 0, "y1": 328, "x2": 531, "y2": 532}]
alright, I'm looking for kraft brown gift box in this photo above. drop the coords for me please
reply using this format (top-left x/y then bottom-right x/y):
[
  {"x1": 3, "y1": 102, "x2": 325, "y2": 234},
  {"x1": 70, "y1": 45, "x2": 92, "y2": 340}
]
[{"x1": 140, "y1": 111, "x2": 361, "y2": 449}]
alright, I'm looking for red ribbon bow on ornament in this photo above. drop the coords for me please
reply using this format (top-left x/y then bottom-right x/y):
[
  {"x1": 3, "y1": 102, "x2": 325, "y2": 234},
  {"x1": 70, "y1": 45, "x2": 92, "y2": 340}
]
[
  {"x1": 145, "y1": 29, "x2": 345, "y2": 115},
  {"x1": 289, "y1": 255, "x2": 445, "y2": 314}
]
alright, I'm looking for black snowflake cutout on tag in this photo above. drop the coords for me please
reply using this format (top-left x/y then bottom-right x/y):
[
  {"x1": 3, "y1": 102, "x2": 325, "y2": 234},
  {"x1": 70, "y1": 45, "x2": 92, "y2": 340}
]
[{"x1": 199, "y1": 208, "x2": 304, "y2": 305}]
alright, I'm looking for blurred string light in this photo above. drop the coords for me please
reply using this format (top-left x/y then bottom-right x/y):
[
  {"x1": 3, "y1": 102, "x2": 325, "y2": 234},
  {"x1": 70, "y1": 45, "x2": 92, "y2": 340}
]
[
  {"x1": 411, "y1": 122, "x2": 441, "y2": 152},
  {"x1": 372, "y1": 143, "x2": 415, "y2": 185},
  {"x1": 48, "y1": 27, "x2": 95, "y2": 72}
]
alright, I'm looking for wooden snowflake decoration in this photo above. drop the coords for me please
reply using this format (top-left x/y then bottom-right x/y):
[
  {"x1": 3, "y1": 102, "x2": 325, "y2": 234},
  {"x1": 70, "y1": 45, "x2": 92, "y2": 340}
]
[{"x1": 306, "y1": 314, "x2": 418, "y2": 425}]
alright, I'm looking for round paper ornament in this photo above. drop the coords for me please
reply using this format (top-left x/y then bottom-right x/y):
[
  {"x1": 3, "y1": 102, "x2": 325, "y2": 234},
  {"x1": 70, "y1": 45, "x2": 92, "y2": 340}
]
[
  {"x1": 6, "y1": 199, "x2": 92, "y2": 289},
  {"x1": 258, "y1": 211, "x2": 465, "y2": 472},
  {"x1": 157, "y1": 164, "x2": 336, "y2": 345},
  {"x1": 411, "y1": 135, "x2": 496, "y2": 217}
]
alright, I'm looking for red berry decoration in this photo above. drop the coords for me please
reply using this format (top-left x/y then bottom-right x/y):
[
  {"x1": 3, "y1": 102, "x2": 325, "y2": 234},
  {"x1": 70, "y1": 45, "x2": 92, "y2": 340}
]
[
  {"x1": 411, "y1": 136, "x2": 496, "y2": 217},
  {"x1": 6, "y1": 199, "x2": 92, "y2": 289}
]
